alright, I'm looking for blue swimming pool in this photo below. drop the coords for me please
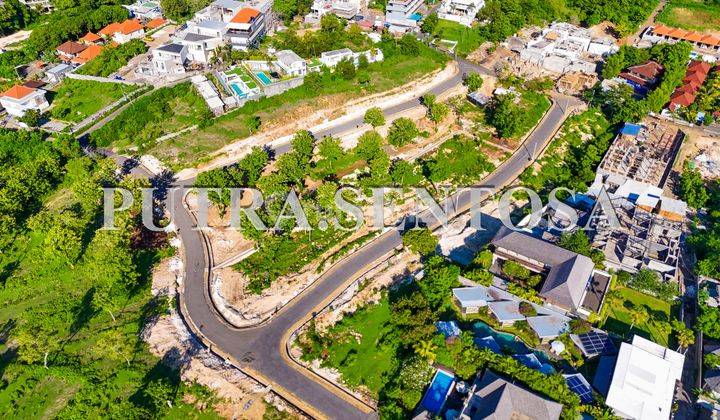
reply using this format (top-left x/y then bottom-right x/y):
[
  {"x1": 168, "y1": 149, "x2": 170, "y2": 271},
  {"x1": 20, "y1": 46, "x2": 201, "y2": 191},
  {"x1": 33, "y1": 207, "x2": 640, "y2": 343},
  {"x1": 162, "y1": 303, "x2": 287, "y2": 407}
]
[
  {"x1": 230, "y1": 83, "x2": 247, "y2": 98},
  {"x1": 256, "y1": 71, "x2": 271, "y2": 85},
  {"x1": 473, "y1": 321, "x2": 552, "y2": 364},
  {"x1": 410, "y1": 12, "x2": 422, "y2": 21},
  {"x1": 420, "y1": 369, "x2": 455, "y2": 414}
]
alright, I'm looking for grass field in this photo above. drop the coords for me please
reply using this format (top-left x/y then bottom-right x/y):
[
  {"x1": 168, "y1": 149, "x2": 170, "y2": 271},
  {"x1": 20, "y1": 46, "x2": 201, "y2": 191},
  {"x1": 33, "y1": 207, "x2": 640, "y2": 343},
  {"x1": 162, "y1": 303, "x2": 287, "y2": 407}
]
[
  {"x1": 600, "y1": 286, "x2": 674, "y2": 346},
  {"x1": 516, "y1": 91, "x2": 552, "y2": 139},
  {"x1": 657, "y1": 0, "x2": 720, "y2": 33},
  {"x1": 318, "y1": 299, "x2": 396, "y2": 397},
  {"x1": 147, "y1": 49, "x2": 447, "y2": 169},
  {"x1": 432, "y1": 19, "x2": 483, "y2": 57},
  {"x1": 49, "y1": 79, "x2": 136, "y2": 123}
]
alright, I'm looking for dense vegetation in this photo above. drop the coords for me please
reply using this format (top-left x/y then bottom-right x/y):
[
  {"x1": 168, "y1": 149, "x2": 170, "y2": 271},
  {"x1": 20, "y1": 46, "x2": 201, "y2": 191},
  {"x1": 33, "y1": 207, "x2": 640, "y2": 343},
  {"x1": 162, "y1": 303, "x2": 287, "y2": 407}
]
[
  {"x1": 76, "y1": 39, "x2": 148, "y2": 77},
  {"x1": 656, "y1": 0, "x2": 720, "y2": 32},
  {"x1": 588, "y1": 42, "x2": 693, "y2": 123},
  {"x1": 0, "y1": 128, "x2": 218, "y2": 417},
  {"x1": 50, "y1": 79, "x2": 137, "y2": 123},
  {"x1": 0, "y1": 0, "x2": 37, "y2": 35},
  {"x1": 90, "y1": 82, "x2": 212, "y2": 151}
]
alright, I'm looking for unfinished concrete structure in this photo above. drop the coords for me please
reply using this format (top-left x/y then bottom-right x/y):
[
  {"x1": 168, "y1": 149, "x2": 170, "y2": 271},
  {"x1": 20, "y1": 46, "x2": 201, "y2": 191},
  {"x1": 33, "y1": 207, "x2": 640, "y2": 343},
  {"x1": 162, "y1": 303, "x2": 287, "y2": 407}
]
[
  {"x1": 597, "y1": 122, "x2": 685, "y2": 188},
  {"x1": 587, "y1": 192, "x2": 685, "y2": 282}
]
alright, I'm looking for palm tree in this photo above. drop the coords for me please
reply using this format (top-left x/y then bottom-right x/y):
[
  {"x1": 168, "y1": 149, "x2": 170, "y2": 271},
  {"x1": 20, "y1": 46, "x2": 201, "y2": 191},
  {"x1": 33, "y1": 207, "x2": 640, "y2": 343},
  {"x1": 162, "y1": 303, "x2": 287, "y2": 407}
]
[
  {"x1": 672, "y1": 320, "x2": 696, "y2": 353},
  {"x1": 628, "y1": 304, "x2": 649, "y2": 332},
  {"x1": 414, "y1": 340, "x2": 437, "y2": 362}
]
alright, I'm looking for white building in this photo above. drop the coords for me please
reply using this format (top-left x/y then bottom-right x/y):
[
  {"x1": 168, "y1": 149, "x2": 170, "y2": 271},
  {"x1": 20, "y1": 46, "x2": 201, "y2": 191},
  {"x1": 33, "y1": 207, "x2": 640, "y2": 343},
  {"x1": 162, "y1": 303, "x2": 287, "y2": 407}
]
[
  {"x1": 191, "y1": 74, "x2": 225, "y2": 115},
  {"x1": 226, "y1": 7, "x2": 266, "y2": 50},
  {"x1": 606, "y1": 335, "x2": 684, "y2": 420},
  {"x1": 386, "y1": 0, "x2": 422, "y2": 18},
  {"x1": 0, "y1": 85, "x2": 49, "y2": 117},
  {"x1": 275, "y1": 50, "x2": 307, "y2": 77},
  {"x1": 178, "y1": 32, "x2": 223, "y2": 64},
  {"x1": 125, "y1": 0, "x2": 163, "y2": 19},
  {"x1": 319, "y1": 48, "x2": 355, "y2": 68},
  {"x1": 151, "y1": 43, "x2": 188, "y2": 75},
  {"x1": 517, "y1": 22, "x2": 617, "y2": 75},
  {"x1": 18, "y1": 0, "x2": 52, "y2": 12},
  {"x1": 437, "y1": 0, "x2": 484, "y2": 27}
]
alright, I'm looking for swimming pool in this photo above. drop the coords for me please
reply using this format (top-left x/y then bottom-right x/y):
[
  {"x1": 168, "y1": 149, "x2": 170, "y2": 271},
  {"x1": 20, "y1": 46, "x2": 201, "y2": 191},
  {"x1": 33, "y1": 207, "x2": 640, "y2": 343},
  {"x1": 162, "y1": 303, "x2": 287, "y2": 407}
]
[
  {"x1": 255, "y1": 71, "x2": 272, "y2": 85},
  {"x1": 410, "y1": 12, "x2": 422, "y2": 21},
  {"x1": 230, "y1": 83, "x2": 248, "y2": 98},
  {"x1": 473, "y1": 321, "x2": 552, "y2": 364},
  {"x1": 420, "y1": 369, "x2": 455, "y2": 414}
]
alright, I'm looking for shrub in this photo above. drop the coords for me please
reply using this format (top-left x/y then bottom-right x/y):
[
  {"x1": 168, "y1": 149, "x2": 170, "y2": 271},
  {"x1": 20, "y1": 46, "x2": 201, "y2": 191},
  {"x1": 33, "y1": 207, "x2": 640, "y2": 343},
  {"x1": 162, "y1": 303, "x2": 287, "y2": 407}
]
[{"x1": 502, "y1": 260, "x2": 530, "y2": 281}]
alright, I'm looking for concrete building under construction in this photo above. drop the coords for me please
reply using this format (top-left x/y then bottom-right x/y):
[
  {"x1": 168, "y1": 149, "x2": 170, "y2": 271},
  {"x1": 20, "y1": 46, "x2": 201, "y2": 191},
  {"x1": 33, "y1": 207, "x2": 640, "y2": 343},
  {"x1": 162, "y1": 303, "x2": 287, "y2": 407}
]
[{"x1": 597, "y1": 122, "x2": 685, "y2": 188}]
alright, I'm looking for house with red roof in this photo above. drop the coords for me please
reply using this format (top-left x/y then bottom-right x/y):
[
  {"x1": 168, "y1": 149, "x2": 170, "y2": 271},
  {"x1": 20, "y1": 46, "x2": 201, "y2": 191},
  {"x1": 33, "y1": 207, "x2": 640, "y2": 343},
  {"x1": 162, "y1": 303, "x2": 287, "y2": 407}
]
[
  {"x1": 56, "y1": 41, "x2": 87, "y2": 62},
  {"x1": 99, "y1": 19, "x2": 145, "y2": 44},
  {"x1": 619, "y1": 61, "x2": 664, "y2": 95},
  {"x1": 71, "y1": 44, "x2": 105, "y2": 65},
  {"x1": 669, "y1": 60, "x2": 713, "y2": 112},
  {"x1": 144, "y1": 17, "x2": 166, "y2": 30},
  {"x1": 0, "y1": 85, "x2": 49, "y2": 117},
  {"x1": 80, "y1": 32, "x2": 103, "y2": 45},
  {"x1": 643, "y1": 24, "x2": 720, "y2": 58},
  {"x1": 225, "y1": 8, "x2": 266, "y2": 50}
]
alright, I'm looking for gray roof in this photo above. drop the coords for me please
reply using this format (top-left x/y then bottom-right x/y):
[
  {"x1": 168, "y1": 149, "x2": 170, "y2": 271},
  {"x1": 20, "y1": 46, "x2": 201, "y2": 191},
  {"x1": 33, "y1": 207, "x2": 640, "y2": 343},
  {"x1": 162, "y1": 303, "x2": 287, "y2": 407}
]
[
  {"x1": 276, "y1": 49, "x2": 303, "y2": 67},
  {"x1": 321, "y1": 48, "x2": 353, "y2": 58},
  {"x1": 211, "y1": 0, "x2": 241, "y2": 9},
  {"x1": 525, "y1": 316, "x2": 568, "y2": 339},
  {"x1": 195, "y1": 19, "x2": 226, "y2": 30},
  {"x1": 156, "y1": 43, "x2": 186, "y2": 54},
  {"x1": 461, "y1": 370, "x2": 563, "y2": 420},
  {"x1": 705, "y1": 369, "x2": 720, "y2": 392},
  {"x1": 488, "y1": 301, "x2": 524, "y2": 323},
  {"x1": 491, "y1": 227, "x2": 595, "y2": 311},
  {"x1": 47, "y1": 63, "x2": 72, "y2": 74},
  {"x1": 453, "y1": 286, "x2": 492, "y2": 307},
  {"x1": 182, "y1": 32, "x2": 215, "y2": 42}
]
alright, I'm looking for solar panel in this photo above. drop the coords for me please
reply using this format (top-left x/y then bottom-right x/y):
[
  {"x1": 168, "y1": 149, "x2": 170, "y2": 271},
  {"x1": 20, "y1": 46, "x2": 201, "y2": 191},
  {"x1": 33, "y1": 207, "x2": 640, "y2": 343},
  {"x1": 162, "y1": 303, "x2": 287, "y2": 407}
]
[
  {"x1": 577, "y1": 331, "x2": 616, "y2": 356},
  {"x1": 566, "y1": 374, "x2": 594, "y2": 404}
]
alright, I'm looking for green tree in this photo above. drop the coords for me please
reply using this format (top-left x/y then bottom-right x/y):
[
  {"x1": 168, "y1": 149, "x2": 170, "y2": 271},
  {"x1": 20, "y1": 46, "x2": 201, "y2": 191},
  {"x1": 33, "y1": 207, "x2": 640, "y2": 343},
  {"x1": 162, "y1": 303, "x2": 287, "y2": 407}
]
[
  {"x1": 402, "y1": 228, "x2": 438, "y2": 256},
  {"x1": 419, "y1": 256, "x2": 461, "y2": 309},
  {"x1": 364, "y1": 107, "x2": 386, "y2": 127},
  {"x1": 390, "y1": 160, "x2": 422, "y2": 187},
  {"x1": 672, "y1": 320, "x2": 695, "y2": 352},
  {"x1": 465, "y1": 73, "x2": 484, "y2": 92},
  {"x1": 335, "y1": 58, "x2": 356, "y2": 80},
  {"x1": 413, "y1": 340, "x2": 437, "y2": 361},
  {"x1": 488, "y1": 94, "x2": 523, "y2": 138},
  {"x1": 161, "y1": 0, "x2": 191, "y2": 21},
  {"x1": 355, "y1": 130, "x2": 384, "y2": 161},
  {"x1": 679, "y1": 161, "x2": 709, "y2": 208},
  {"x1": 19, "y1": 109, "x2": 42, "y2": 127},
  {"x1": 247, "y1": 115, "x2": 261, "y2": 133},
  {"x1": 387, "y1": 117, "x2": 419, "y2": 147},
  {"x1": 420, "y1": 12, "x2": 438, "y2": 33},
  {"x1": 628, "y1": 304, "x2": 649, "y2": 331}
]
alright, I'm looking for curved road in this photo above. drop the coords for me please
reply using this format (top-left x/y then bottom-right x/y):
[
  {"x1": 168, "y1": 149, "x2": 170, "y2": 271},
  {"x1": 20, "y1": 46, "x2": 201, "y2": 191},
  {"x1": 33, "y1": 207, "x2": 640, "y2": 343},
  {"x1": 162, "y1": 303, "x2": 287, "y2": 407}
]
[{"x1": 167, "y1": 69, "x2": 581, "y2": 419}]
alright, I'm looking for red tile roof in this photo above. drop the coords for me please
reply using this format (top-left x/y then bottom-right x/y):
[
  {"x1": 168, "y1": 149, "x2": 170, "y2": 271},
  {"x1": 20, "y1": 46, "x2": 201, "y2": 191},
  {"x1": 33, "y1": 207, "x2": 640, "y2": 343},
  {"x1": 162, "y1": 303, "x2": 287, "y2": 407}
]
[
  {"x1": 651, "y1": 24, "x2": 720, "y2": 47},
  {"x1": 626, "y1": 61, "x2": 663, "y2": 80},
  {"x1": 99, "y1": 19, "x2": 144, "y2": 36},
  {"x1": 81, "y1": 32, "x2": 102, "y2": 43},
  {"x1": 145, "y1": 17, "x2": 166, "y2": 29},
  {"x1": 72, "y1": 44, "x2": 104, "y2": 64},
  {"x1": 1, "y1": 85, "x2": 35, "y2": 100},
  {"x1": 669, "y1": 60, "x2": 712, "y2": 111},
  {"x1": 56, "y1": 41, "x2": 87, "y2": 55},
  {"x1": 231, "y1": 8, "x2": 260, "y2": 24}
]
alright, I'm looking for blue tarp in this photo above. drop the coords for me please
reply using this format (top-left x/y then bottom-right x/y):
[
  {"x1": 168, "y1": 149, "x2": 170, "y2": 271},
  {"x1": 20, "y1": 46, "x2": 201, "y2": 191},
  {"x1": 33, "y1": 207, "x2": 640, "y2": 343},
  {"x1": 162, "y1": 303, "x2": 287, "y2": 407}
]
[{"x1": 620, "y1": 123, "x2": 642, "y2": 137}]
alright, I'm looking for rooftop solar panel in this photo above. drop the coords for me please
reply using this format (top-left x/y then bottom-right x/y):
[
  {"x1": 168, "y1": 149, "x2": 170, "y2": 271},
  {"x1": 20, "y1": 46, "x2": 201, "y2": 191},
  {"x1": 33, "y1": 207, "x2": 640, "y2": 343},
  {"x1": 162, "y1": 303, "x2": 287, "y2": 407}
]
[
  {"x1": 565, "y1": 374, "x2": 594, "y2": 404},
  {"x1": 574, "y1": 330, "x2": 616, "y2": 357}
]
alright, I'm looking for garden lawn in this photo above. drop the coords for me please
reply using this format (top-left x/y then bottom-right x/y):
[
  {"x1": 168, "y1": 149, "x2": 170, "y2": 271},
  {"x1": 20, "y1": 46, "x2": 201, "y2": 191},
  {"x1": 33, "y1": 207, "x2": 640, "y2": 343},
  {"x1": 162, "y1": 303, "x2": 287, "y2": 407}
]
[
  {"x1": 49, "y1": 79, "x2": 136, "y2": 123},
  {"x1": 432, "y1": 19, "x2": 483, "y2": 57},
  {"x1": 601, "y1": 286, "x2": 673, "y2": 346},
  {"x1": 146, "y1": 48, "x2": 448, "y2": 169},
  {"x1": 515, "y1": 91, "x2": 552, "y2": 139},
  {"x1": 657, "y1": 0, "x2": 720, "y2": 33},
  {"x1": 320, "y1": 298, "x2": 397, "y2": 397}
]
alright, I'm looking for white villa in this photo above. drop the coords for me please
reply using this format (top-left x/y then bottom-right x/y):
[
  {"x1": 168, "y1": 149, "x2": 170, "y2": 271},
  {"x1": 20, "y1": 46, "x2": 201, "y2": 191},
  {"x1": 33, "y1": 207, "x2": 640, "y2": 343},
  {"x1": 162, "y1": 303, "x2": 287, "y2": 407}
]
[
  {"x1": 275, "y1": 50, "x2": 307, "y2": 77},
  {"x1": 0, "y1": 85, "x2": 49, "y2": 118},
  {"x1": 151, "y1": 43, "x2": 188, "y2": 75},
  {"x1": 437, "y1": 0, "x2": 484, "y2": 27}
]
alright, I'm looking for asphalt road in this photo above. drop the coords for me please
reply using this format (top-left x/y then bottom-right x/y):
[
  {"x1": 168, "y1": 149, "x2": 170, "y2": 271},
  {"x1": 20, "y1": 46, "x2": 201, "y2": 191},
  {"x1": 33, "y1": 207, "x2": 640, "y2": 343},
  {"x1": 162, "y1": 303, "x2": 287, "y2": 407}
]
[{"x1": 170, "y1": 78, "x2": 580, "y2": 418}]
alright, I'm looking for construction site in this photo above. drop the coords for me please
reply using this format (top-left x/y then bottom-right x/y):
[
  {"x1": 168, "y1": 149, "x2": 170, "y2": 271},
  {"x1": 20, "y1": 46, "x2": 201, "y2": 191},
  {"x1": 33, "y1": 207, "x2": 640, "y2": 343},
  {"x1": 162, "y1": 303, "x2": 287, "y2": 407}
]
[
  {"x1": 597, "y1": 121, "x2": 686, "y2": 188},
  {"x1": 588, "y1": 194, "x2": 685, "y2": 282}
]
